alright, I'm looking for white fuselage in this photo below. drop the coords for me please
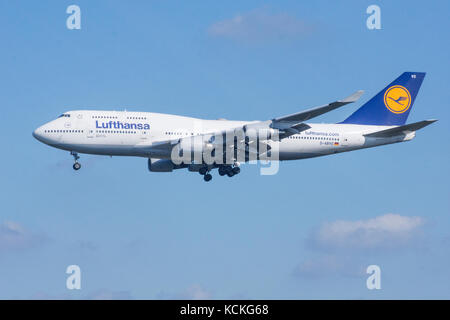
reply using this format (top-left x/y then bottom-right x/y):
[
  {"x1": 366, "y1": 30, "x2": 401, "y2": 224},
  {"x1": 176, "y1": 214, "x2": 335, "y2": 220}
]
[{"x1": 33, "y1": 110, "x2": 415, "y2": 161}]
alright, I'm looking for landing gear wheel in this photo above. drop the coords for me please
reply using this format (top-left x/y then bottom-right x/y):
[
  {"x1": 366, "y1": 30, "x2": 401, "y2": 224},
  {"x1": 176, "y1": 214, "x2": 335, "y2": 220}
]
[
  {"x1": 232, "y1": 167, "x2": 240, "y2": 175},
  {"x1": 71, "y1": 151, "x2": 81, "y2": 170},
  {"x1": 218, "y1": 166, "x2": 227, "y2": 176},
  {"x1": 204, "y1": 173, "x2": 212, "y2": 182},
  {"x1": 227, "y1": 171, "x2": 234, "y2": 177}
]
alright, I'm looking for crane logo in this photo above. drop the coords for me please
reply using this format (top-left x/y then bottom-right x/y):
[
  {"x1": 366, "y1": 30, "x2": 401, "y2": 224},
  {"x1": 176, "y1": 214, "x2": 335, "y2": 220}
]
[{"x1": 384, "y1": 85, "x2": 411, "y2": 114}]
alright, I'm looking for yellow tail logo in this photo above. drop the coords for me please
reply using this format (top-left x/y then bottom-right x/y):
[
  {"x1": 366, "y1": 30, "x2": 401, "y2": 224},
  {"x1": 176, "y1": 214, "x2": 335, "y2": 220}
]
[{"x1": 384, "y1": 85, "x2": 411, "y2": 114}]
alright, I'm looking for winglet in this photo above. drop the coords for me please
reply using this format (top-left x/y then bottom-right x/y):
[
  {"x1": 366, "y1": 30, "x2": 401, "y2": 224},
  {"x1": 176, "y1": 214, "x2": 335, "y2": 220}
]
[{"x1": 340, "y1": 90, "x2": 364, "y2": 103}]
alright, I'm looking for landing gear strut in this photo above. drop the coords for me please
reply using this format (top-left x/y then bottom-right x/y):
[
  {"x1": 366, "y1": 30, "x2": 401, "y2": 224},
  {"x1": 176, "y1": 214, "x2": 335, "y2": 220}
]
[
  {"x1": 198, "y1": 166, "x2": 212, "y2": 182},
  {"x1": 199, "y1": 166, "x2": 208, "y2": 175},
  {"x1": 71, "y1": 151, "x2": 81, "y2": 171}
]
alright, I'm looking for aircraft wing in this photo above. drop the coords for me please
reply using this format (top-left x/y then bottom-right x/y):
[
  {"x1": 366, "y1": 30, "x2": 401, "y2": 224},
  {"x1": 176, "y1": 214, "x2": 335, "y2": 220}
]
[
  {"x1": 268, "y1": 90, "x2": 364, "y2": 139},
  {"x1": 146, "y1": 139, "x2": 178, "y2": 149},
  {"x1": 363, "y1": 119, "x2": 437, "y2": 138},
  {"x1": 142, "y1": 90, "x2": 365, "y2": 153},
  {"x1": 272, "y1": 90, "x2": 364, "y2": 123}
]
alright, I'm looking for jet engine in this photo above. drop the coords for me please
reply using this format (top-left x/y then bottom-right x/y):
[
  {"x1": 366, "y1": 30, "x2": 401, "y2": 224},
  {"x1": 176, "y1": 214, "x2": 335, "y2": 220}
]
[
  {"x1": 243, "y1": 124, "x2": 277, "y2": 141},
  {"x1": 176, "y1": 137, "x2": 214, "y2": 160},
  {"x1": 148, "y1": 158, "x2": 175, "y2": 172}
]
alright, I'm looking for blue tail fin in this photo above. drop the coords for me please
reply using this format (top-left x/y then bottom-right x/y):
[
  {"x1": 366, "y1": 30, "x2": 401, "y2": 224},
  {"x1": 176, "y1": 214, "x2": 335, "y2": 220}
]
[{"x1": 340, "y1": 72, "x2": 425, "y2": 125}]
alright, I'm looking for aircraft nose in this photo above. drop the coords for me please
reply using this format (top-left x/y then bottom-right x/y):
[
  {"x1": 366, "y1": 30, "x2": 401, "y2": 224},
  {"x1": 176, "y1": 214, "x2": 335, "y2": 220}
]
[{"x1": 32, "y1": 126, "x2": 44, "y2": 142}]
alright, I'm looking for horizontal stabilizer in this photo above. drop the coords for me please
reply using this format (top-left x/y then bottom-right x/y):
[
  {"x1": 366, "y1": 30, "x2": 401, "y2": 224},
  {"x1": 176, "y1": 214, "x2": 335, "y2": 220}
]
[{"x1": 364, "y1": 120, "x2": 437, "y2": 138}]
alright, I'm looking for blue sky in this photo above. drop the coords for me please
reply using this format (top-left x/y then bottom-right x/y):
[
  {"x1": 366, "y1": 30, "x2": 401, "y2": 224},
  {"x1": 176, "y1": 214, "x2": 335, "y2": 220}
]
[{"x1": 0, "y1": 0, "x2": 449, "y2": 299}]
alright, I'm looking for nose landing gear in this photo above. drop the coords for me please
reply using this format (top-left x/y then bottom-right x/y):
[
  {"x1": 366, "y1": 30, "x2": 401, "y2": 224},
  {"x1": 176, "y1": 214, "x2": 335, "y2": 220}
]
[
  {"x1": 71, "y1": 151, "x2": 81, "y2": 171},
  {"x1": 73, "y1": 162, "x2": 81, "y2": 170}
]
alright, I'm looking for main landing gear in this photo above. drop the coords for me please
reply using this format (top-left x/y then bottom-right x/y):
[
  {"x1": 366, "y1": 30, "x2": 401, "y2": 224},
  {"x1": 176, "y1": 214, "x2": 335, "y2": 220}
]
[
  {"x1": 199, "y1": 166, "x2": 213, "y2": 182},
  {"x1": 71, "y1": 151, "x2": 81, "y2": 171},
  {"x1": 218, "y1": 163, "x2": 240, "y2": 178},
  {"x1": 199, "y1": 162, "x2": 241, "y2": 182}
]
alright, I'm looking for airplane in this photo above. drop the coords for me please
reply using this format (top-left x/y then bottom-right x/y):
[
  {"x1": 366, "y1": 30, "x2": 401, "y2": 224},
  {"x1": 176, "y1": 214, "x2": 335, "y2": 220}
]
[{"x1": 33, "y1": 72, "x2": 436, "y2": 182}]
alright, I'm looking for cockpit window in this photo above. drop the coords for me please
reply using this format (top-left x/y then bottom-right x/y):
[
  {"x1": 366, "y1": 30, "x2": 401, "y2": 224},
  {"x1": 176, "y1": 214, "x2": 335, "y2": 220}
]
[{"x1": 58, "y1": 114, "x2": 71, "y2": 118}]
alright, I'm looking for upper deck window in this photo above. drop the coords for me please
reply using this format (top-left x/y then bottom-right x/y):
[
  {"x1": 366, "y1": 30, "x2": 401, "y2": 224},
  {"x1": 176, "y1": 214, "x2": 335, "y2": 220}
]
[{"x1": 58, "y1": 114, "x2": 71, "y2": 118}]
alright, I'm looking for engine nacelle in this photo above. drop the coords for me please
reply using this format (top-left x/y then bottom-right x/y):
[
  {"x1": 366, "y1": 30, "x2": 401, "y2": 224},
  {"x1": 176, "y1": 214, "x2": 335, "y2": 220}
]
[
  {"x1": 243, "y1": 124, "x2": 277, "y2": 141},
  {"x1": 255, "y1": 128, "x2": 276, "y2": 140},
  {"x1": 148, "y1": 158, "x2": 174, "y2": 172},
  {"x1": 179, "y1": 137, "x2": 204, "y2": 155},
  {"x1": 176, "y1": 137, "x2": 215, "y2": 163}
]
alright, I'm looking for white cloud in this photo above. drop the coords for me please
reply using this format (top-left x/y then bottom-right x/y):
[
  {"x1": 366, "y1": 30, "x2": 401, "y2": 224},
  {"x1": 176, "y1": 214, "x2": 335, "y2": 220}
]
[
  {"x1": 308, "y1": 214, "x2": 425, "y2": 251},
  {"x1": 157, "y1": 284, "x2": 212, "y2": 300},
  {"x1": 87, "y1": 289, "x2": 133, "y2": 300},
  {"x1": 293, "y1": 254, "x2": 366, "y2": 278},
  {"x1": 183, "y1": 284, "x2": 212, "y2": 300},
  {"x1": 30, "y1": 289, "x2": 133, "y2": 300},
  {"x1": 30, "y1": 292, "x2": 73, "y2": 300},
  {"x1": 292, "y1": 214, "x2": 426, "y2": 279},
  {"x1": 208, "y1": 8, "x2": 313, "y2": 42},
  {"x1": 0, "y1": 221, "x2": 47, "y2": 252}
]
